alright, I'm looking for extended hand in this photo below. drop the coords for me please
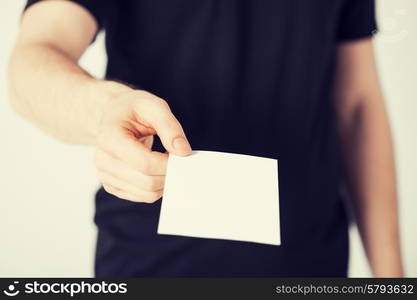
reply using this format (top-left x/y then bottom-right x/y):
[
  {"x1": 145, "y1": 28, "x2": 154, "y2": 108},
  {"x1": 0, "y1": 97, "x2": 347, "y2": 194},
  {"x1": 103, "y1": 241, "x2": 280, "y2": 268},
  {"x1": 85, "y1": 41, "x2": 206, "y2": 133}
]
[{"x1": 94, "y1": 90, "x2": 192, "y2": 203}]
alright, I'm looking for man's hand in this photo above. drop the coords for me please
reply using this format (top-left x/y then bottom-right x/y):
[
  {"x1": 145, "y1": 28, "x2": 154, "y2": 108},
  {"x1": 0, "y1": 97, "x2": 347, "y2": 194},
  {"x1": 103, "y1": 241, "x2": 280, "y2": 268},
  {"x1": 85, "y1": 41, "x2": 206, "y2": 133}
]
[
  {"x1": 9, "y1": 1, "x2": 192, "y2": 203},
  {"x1": 94, "y1": 90, "x2": 192, "y2": 203}
]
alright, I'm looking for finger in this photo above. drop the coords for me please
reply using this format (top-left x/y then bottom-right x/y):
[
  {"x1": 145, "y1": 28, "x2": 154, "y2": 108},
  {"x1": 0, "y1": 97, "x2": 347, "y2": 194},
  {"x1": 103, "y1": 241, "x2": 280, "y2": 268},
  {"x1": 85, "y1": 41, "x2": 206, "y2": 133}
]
[
  {"x1": 97, "y1": 126, "x2": 168, "y2": 175},
  {"x1": 135, "y1": 98, "x2": 192, "y2": 156},
  {"x1": 100, "y1": 172, "x2": 163, "y2": 203},
  {"x1": 103, "y1": 183, "x2": 154, "y2": 203},
  {"x1": 95, "y1": 149, "x2": 165, "y2": 191}
]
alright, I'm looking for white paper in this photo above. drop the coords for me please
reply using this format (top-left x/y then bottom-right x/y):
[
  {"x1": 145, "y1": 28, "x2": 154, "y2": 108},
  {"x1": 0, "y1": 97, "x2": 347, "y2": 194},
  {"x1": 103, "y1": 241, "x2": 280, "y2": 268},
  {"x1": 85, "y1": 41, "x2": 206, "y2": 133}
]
[{"x1": 158, "y1": 150, "x2": 280, "y2": 246}]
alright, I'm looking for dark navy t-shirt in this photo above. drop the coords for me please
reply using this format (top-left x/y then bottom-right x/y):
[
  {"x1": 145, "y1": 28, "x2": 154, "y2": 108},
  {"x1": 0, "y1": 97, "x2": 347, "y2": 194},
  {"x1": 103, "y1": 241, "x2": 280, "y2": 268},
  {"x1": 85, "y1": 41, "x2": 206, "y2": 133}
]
[{"x1": 26, "y1": 0, "x2": 377, "y2": 276}]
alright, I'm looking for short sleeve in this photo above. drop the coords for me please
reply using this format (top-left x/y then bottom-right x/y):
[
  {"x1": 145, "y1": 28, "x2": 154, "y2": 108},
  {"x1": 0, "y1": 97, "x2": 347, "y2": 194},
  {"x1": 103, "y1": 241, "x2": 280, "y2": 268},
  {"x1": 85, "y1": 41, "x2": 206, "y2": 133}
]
[
  {"x1": 24, "y1": 0, "x2": 106, "y2": 31},
  {"x1": 336, "y1": 0, "x2": 378, "y2": 41}
]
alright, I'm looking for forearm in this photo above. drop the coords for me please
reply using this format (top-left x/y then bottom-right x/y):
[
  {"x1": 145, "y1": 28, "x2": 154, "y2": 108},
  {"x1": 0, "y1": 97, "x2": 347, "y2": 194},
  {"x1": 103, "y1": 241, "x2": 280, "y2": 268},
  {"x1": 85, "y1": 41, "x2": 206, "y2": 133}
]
[
  {"x1": 8, "y1": 42, "x2": 130, "y2": 144},
  {"x1": 337, "y1": 98, "x2": 403, "y2": 277}
]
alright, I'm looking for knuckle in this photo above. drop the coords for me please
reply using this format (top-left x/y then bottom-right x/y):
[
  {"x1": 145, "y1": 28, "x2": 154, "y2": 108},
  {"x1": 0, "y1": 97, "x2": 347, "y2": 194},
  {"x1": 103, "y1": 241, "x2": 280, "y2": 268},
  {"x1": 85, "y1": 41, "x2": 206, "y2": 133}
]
[
  {"x1": 102, "y1": 184, "x2": 115, "y2": 194},
  {"x1": 155, "y1": 97, "x2": 169, "y2": 109},
  {"x1": 148, "y1": 191, "x2": 162, "y2": 203},
  {"x1": 138, "y1": 94, "x2": 169, "y2": 110}
]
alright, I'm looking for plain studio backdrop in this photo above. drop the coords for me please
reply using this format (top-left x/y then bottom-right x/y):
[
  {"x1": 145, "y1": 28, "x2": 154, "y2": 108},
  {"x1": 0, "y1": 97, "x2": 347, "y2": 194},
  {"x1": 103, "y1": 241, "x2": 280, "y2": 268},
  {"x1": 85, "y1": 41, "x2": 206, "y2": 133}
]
[{"x1": 0, "y1": 0, "x2": 416, "y2": 277}]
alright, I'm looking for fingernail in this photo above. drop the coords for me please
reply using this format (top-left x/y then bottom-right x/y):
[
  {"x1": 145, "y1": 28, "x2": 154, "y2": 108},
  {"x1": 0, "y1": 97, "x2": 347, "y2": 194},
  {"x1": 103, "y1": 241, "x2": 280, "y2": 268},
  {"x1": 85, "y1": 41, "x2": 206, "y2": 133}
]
[{"x1": 172, "y1": 137, "x2": 191, "y2": 153}]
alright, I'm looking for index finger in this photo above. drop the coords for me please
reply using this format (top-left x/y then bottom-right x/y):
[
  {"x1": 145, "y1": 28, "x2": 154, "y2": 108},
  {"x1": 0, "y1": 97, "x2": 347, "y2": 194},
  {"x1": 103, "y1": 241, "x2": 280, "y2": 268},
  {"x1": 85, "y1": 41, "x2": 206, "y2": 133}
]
[{"x1": 97, "y1": 127, "x2": 168, "y2": 175}]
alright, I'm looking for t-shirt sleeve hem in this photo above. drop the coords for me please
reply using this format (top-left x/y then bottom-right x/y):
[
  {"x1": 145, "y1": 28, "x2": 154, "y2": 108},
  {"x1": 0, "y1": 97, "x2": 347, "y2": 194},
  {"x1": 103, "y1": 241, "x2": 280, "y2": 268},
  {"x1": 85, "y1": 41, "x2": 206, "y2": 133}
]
[
  {"x1": 23, "y1": 0, "x2": 103, "y2": 43},
  {"x1": 336, "y1": 28, "x2": 378, "y2": 42}
]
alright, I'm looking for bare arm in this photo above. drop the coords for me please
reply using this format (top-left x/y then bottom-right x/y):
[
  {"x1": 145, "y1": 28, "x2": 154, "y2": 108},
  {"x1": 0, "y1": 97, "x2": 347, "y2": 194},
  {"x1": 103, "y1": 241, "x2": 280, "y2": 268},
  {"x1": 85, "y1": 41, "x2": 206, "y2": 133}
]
[
  {"x1": 333, "y1": 39, "x2": 403, "y2": 277},
  {"x1": 8, "y1": 0, "x2": 125, "y2": 144},
  {"x1": 8, "y1": 0, "x2": 191, "y2": 202}
]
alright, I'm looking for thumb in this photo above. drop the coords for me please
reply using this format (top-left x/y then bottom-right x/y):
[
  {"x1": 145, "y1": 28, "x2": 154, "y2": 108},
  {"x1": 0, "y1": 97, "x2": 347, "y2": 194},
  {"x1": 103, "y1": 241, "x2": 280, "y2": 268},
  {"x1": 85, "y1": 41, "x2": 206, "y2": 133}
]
[
  {"x1": 170, "y1": 135, "x2": 192, "y2": 156},
  {"x1": 139, "y1": 99, "x2": 192, "y2": 156}
]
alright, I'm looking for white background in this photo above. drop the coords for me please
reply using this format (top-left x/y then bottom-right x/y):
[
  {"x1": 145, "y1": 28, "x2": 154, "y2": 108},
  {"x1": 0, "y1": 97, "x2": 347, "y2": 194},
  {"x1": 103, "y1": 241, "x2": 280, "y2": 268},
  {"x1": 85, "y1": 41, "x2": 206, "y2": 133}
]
[{"x1": 0, "y1": 0, "x2": 416, "y2": 277}]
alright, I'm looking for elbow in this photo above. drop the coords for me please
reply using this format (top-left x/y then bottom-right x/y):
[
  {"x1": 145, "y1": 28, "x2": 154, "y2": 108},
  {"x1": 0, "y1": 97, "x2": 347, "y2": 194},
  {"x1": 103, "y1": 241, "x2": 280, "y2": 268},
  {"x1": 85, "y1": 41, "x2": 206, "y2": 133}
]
[
  {"x1": 6, "y1": 51, "x2": 32, "y2": 119},
  {"x1": 334, "y1": 89, "x2": 384, "y2": 126},
  {"x1": 334, "y1": 93, "x2": 363, "y2": 124},
  {"x1": 7, "y1": 84, "x2": 23, "y2": 118},
  {"x1": 7, "y1": 85, "x2": 25, "y2": 117}
]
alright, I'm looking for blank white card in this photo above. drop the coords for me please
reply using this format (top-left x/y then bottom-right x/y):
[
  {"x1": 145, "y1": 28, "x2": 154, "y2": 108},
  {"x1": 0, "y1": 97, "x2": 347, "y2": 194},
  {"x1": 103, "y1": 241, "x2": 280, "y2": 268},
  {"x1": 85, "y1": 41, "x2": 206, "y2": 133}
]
[{"x1": 158, "y1": 150, "x2": 280, "y2": 246}]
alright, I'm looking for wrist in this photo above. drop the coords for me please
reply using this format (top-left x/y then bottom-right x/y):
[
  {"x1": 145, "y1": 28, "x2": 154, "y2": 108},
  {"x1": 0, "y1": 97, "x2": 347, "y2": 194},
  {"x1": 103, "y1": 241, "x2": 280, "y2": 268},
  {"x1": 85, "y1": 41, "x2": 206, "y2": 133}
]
[{"x1": 89, "y1": 80, "x2": 132, "y2": 144}]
